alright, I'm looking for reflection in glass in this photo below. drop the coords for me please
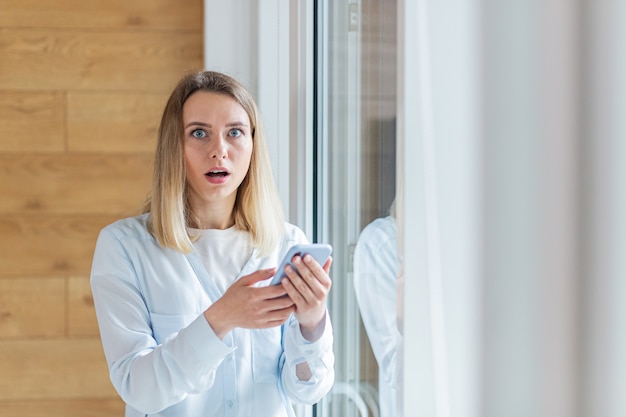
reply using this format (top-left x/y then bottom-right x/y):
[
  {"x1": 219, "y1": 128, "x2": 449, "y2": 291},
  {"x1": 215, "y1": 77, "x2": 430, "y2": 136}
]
[
  {"x1": 315, "y1": 0, "x2": 397, "y2": 415},
  {"x1": 353, "y1": 203, "x2": 399, "y2": 417}
]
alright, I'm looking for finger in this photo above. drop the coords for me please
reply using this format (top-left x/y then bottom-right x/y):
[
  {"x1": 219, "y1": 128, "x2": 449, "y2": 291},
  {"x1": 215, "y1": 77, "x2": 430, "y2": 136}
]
[
  {"x1": 264, "y1": 294, "x2": 295, "y2": 312},
  {"x1": 281, "y1": 276, "x2": 308, "y2": 306},
  {"x1": 293, "y1": 256, "x2": 330, "y2": 298},
  {"x1": 258, "y1": 283, "x2": 291, "y2": 300},
  {"x1": 258, "y1": 305, "x2": 295, "y2": 328},
  {"x1": 285, "y1": 264, "x2": 311, "y2": 296},
  {"x1": 284, "y1": 263, "x2": 318, "y2": 300},
  {"x1": 322, "y1": 256, "x2": 333, "y2": 274},
  {"x1": 282, "y1": 276, "x2": 326, "y2": 319},
  {"x1": 302, "y1": 254, "x2": 332, "y2": 287},
  {"x1": 238, "y1": 268, "x2": 276, "y2": 286}
]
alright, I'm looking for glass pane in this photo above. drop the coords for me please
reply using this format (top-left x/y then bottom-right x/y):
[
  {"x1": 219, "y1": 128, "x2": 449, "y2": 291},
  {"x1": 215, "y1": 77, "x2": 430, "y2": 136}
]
[{"x1": 315, "y1": 1, "x2": 398, "y2": 416}]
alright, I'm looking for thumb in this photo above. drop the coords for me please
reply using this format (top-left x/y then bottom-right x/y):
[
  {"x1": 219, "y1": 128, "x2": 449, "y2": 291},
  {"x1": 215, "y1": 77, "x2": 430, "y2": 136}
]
[{"x1": 238, "y1": 268, "x2": 276, "y2": 286}]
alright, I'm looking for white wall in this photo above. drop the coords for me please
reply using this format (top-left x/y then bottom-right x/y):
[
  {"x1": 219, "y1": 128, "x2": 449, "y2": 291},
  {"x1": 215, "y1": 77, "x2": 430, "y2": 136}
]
[
  {"x1": 481, "y1": 0, "x2": 580, "y2": 415},
  {"x1": 397, "y1": 0, "x2": 482, "y2": 416},
  {"x1": 399, "y1": 0, "x2": 626, "y2": 416}
]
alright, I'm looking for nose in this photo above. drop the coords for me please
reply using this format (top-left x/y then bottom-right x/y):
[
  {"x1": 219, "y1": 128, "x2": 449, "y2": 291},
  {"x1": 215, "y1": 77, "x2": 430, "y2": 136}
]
[{"x1": 210, "y1": 136, "x2": 227, "y2": 159}]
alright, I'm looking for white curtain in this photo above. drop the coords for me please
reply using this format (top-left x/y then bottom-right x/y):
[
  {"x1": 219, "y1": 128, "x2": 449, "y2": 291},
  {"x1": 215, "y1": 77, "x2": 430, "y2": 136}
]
[{"x1": 398, "y1": 0, "x2": 626, "y2": 416}]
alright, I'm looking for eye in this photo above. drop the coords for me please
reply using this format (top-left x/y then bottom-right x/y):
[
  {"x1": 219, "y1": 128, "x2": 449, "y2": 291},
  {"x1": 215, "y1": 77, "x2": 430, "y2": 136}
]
[
  {"x1": 191, "y1": 129, "x2": 206, "y2": 139},
  {"x1": 228, "y1": 128, "x2": 243, "y2": 138}
]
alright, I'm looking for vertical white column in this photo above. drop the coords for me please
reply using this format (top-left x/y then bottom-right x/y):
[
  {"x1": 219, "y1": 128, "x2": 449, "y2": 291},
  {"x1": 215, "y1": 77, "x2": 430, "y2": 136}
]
[
  {"x1": 398, "y1": 0, "x2": 483, "y2": 415},
  {"x1": 535, "y1": 1, "x2": 581, "y2": 416},
  {"x1": 257, "y1": 2, "x2": 292, "y2": 222},
  {"x1": 204, "y1": 1, "x2": 257, "y2": 94},
  {"x1": 429, "y1": 1, "x2": 482, "y2": 416},
  {"x1": 481, "y1": 1, "x2": 581, "y2": 416},
  {"x1": 288, "y1": 0, "x2": 314, "y2": 236},
  {"x1": 397, "y1": 0, "x2": 436, "y2": 415},
  {"x1": 583, "y1": 1, "x2": 626, "y2": 416}
]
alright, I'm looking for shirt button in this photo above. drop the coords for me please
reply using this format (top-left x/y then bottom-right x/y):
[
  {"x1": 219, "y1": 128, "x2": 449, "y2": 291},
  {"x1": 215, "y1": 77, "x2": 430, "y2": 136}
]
[
  {"x1": 227, "y1": 400, "x2": 234, "y2": 408},
  {"x1": 305, "y1": 349, "x2": 314, "y2": 355}
]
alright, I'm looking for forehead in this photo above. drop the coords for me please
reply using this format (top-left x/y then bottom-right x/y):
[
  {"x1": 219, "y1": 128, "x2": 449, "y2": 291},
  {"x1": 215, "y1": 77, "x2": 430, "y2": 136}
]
[{"x1": 182, "y1": 91, "x2": 250, "y2": 124}]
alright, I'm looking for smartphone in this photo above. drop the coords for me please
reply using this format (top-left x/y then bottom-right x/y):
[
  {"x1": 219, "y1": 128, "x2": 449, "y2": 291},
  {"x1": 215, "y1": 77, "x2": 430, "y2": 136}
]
[{"x1": 269, "y1": 243, "x2": 333, "y2": 286}]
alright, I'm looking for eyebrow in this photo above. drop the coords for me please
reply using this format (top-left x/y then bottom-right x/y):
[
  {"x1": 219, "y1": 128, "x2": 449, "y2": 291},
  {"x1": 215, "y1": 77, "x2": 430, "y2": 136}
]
[
  {"x1": 184, "y1": 121, "x2": 211, "y2": 129},
  {"x1": 184, "y1": 121, "x2": 249, "y2": 129}
]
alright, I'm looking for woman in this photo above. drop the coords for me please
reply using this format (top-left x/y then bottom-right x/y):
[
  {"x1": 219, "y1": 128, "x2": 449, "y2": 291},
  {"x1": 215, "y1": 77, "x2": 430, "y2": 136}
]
[{"x1": 90, "y1": 71, "x2": 335, "y2": 417}]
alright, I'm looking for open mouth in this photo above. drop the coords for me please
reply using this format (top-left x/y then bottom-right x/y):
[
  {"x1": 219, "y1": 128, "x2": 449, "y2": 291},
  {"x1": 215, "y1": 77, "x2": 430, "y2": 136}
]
[{"x1": 205, "y1": 169, "x2": 229, "y2": 178}]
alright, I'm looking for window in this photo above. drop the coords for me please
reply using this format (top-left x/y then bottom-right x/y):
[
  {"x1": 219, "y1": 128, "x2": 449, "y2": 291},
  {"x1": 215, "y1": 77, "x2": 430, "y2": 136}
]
[{"x1": 314, "y1": 1, "x2": 397, "y2": 416}]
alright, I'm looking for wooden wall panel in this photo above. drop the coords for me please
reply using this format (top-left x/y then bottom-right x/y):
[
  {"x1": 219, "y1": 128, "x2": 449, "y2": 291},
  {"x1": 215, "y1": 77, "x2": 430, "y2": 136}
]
[
  {"x1": 0, "y1": 0, "x2": 202, "y2": 31},
  {"x1": 0, "y1": 278, "x2": 65, "y2": 338},
  {"x1": 68, "y1": 276, "x2": 99, "y2": 337},
  {"x1": 0, "y1": 339, "x2": 117, "y2": 400},
  {"x1": 0, "y1": 215, "x2": 119, "y2": 277},
  {"x1": 0, "y1": 154, "x2": 152, "y2": 214},
  {"x1": 0, "y1": 29, "x2": 202, "y2": 91},
  {"x1": 0, "y1": 399, "x2": 125, "y2": 417},
  {"x1": 0, "y1": 91, "x2": 66, "y2": 152},
  {"x1": 67, "y1": 92, "x2": 166, "y2": 152}
]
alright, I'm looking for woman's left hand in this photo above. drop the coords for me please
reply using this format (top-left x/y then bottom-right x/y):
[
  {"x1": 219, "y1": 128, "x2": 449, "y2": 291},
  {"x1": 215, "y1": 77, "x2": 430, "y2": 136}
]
[{"x1": 281, "y1": 254, "x2": 333, "y2": 342}]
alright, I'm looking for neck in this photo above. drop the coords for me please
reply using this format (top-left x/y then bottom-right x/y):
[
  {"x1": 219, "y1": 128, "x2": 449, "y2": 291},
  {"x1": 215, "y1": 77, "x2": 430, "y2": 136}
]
[
  {"x1": 194, "y1": 217, "x2": 235, "y2": 230},
  {"x1": 189, "y1": 200, "x2": 236, "y2": 230}
]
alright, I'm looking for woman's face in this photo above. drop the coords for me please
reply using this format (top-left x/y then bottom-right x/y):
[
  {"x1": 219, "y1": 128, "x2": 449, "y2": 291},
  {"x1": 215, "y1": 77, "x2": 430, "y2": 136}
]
[{"x1": 182, "y1": 91, "x2": 253, "y2": 214}]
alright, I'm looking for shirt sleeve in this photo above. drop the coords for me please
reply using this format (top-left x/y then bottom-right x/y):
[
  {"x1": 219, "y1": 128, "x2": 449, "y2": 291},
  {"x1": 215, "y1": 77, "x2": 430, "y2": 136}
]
[
  {"x1": 90, "y1": 227, "x2": 235, "y2": 414},
  {"x1": 281, "y1": 311, "x2": 335, "y2": 404},
  {"x1": 353, "y1": 219, "x2": 400, "y2": 387}
]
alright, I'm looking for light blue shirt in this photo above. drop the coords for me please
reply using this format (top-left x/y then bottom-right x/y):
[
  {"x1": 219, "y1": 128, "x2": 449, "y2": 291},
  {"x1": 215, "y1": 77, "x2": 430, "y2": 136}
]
[
  {"x1": 90, "y1": 214, "x2": 334, "y2": 417},
  {"x1": 353, "y1": 216, "x2": 399, "y2": 417}
]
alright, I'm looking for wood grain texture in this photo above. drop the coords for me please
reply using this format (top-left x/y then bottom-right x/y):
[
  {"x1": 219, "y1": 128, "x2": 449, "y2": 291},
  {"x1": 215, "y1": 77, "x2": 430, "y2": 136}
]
[
  {"x1": 67, "y1": 92, "x2": 166, "y2": 152},
  {"x1": 0, "y1": 277, "x2": 66, "y2": 339},
  {"x1": 0, "y1": 398, "x2": 125, "y2": 417},
  {"x1": 0, "y1": 0, "x2": 202, "y2": 31},
  {"x1": 0, "y1": 338, "x2": 116, "y2": 400},
  {"x1": 0, "y1": 91, "x2": 66, "y2": 152},
  {"x1": 68, "y1": 276, "x2": 99, "y2": 337},
  {"x1": 0, "y1": 154, "x2": 152, "y2": 214},
  {"x1": 0, "y1": 215, "x2": 120, "y2": 277},
  {"x1": 0, "y1": 29, "x2": 203, "y2": 91}
]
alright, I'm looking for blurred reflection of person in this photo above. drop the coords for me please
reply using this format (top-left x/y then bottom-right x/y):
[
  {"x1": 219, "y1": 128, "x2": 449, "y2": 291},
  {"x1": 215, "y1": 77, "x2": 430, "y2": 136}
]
[{"x1": 353, "y1": 201, "x2": 399, "y2": 417}]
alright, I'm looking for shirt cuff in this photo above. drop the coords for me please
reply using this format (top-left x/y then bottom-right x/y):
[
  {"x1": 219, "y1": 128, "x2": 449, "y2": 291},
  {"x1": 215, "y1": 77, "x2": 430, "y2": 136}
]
[
  {"x1": 283, "y1": 311, "x2": 333, "y2": 366},
  {"x1": 180, "y1": 313, "x2": 236, "y2": 363}
]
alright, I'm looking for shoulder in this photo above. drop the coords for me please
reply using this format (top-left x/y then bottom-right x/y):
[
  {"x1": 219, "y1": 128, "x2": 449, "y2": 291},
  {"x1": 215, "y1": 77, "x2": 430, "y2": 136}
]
[
  {"x1": 356, "y1": 216, "x2": 397, "y2": 250},
  {"x1": 92, "y1": 214, "x2": 160, "y2": 275},
  {"x1": 282, "y1": 222, "x2": 308, "y2": 242},
  {"x1": 272, "y1": 222, "x2": 309, "y2": 255},
  {"x1": 98, "y1": 213, "x2": 153, "y2": 243}
]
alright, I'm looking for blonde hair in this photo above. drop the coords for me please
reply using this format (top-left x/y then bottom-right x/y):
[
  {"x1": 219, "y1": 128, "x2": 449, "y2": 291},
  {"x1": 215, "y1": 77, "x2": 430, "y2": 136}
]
[{"x1": 143, "y1": 71, "x2": 285, "y2": 255}]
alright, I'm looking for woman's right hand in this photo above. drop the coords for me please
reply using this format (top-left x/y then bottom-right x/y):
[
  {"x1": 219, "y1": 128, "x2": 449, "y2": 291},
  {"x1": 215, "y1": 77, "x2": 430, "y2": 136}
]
[{"x1": 203, "y1": 268, "x2": 295, "y2": 339}]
